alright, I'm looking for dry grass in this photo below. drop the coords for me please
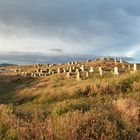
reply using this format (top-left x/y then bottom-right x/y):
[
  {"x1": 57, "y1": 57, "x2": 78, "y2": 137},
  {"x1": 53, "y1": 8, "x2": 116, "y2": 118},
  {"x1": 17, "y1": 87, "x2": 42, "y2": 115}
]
[
  {"x1": 0, "y1": 62, "x2": 140, "y2": 139},
  {"x1": 113, "y1": 99, "x2": 140, "y2": 123}
]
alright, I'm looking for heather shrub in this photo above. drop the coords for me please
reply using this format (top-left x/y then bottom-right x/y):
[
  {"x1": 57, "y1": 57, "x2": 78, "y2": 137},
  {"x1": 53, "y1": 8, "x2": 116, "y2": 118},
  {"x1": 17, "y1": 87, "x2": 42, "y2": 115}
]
[
  {"x1": 51, "y1": 100, "x2": 90, "y2": 117},
  {"x1": 132, "y1": 81, "x2": 140, "y2": 92},
  {"x1": 118, "y1": 78, "x2": 133, "y2": 93},
  {"x1": 7, "y1": 129, "x2": 19, "y2": 140},
  {"x1": 113, "y1": 99, "x2": 140, "y2": 123},
  {"x1": 0, "y1": 123, "x2": 7, "y2": 139}
]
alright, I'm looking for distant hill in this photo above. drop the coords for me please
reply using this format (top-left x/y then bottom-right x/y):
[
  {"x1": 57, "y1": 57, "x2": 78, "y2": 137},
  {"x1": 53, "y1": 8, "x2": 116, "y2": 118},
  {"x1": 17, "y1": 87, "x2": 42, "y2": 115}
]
[{"x1": 0, "y1": 63, "x2": 16, "y2": 67}]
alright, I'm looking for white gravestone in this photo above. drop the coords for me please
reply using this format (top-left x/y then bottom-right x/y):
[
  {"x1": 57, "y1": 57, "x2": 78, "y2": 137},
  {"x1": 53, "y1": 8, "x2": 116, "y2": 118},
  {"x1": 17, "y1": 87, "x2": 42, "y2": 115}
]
[
  {"x1": 99, "y1": 67, "x2": 103, "y2": 76},
  {"x1": 89, "y1": 67, "x2": 94, "y2": 72},
  {"x1": 76, "y1": 71, "x2": 81, "y2": 81},
  {"x1": 133, "y1": 64, "x2": 137, "y2": 71},
  {"x1": 114, "y1": 67, "x2": 119, "y2": 75}
]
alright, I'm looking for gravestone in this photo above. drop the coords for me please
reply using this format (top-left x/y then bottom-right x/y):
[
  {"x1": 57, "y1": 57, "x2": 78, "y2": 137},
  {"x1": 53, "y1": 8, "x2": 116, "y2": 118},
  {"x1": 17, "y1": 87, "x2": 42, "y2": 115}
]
[
  {"x1": 21, "y1": 72, "x2": 25, "y2": 76},
  {"x1": 31, "y1": 73, "x2": 34, "y2": 77},
  {"x1": 120, "y1": 57, "x2": 122, "y2": 63},
  {"x1": 57, "y1": 68, "x2": 61, "y2": 74},
  {"x1": 76, "y1": 69, "x2": 79, "y2": 72},
  {"x1": 133, "y1": 64, "x2": 137, "y2": 71},
  {"x1": 114, "y1": 67, "x2": 119, "y2": 75},
  {"x1": 72, "y1": 66, "x2": 75, "y2": 70},
  {"x1": 69, "y1": 67, "x2": 72, "y2": 73},
  {"x1": 39, "y1": 73, "x2": 42, "y2": 76},
  {"x1": 89, "y1": 67, "x2": 94, "y2": 72},
  {"x1": 48, "y1": 69, "x2": 52, "y2": 74},
  {"x1": 66, "y1": 72, "x2": 70, "y2": 78},
  {"x1": 80, "y1": 65, "x2": 84, "y2": 71},
  {"x1": 86, "y1": 71, "x2": 89, "y2": 78},
  {"x1": 99, "y1": 67, "x2": 103, "y2": 76},
  {"x1": 114, "y1": 57, "x2": 117, "y2": 64},
  {"x1": 37, "y1": 69, "x2": 41, "y2": 73},
  {"x1": 40, "y1": 70, "x2": 43, "y2": 74},
  {"x1": 63, "y1": 68, "x2": 66, "y2": 73},
  {"x1": 76, "y1": 71, "x2": 81, "y2": 81}
]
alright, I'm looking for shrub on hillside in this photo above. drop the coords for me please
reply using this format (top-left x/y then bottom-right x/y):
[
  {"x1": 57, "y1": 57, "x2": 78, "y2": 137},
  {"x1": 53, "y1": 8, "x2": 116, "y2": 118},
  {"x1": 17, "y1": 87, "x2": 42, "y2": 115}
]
[{"x1": 113, "y1": 99, "x2": 140, "y2": 123}]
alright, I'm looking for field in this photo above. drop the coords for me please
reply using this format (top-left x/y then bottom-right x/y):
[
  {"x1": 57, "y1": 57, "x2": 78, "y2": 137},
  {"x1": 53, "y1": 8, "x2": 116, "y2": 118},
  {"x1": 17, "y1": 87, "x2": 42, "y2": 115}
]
[{"x1": 0, "y1": 60, "x2": 140, "y2": 140}]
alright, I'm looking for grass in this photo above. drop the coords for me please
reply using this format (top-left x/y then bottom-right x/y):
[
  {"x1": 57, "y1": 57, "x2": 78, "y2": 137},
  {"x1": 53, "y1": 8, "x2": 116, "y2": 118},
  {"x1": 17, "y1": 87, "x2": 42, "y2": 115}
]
[{"x1": 0, "y1": 63, "x2": 140, "y2": 139}]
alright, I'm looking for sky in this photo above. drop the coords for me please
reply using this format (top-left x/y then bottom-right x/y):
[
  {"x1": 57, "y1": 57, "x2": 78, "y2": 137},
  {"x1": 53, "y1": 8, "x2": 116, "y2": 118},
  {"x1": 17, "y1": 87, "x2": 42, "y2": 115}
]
[{"x1": 0, "y1": 0, "x2": 140, "y2": 60}]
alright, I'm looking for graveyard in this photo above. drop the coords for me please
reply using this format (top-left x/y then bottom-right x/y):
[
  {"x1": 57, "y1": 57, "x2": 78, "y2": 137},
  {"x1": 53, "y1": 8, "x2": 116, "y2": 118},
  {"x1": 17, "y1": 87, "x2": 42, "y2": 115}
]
[
  {"x1": 0, "y1": 57, "x2": 140, "y2": 139},
  {"x1": 1, "y1": 57, "x2": 138, "y2": 79}
]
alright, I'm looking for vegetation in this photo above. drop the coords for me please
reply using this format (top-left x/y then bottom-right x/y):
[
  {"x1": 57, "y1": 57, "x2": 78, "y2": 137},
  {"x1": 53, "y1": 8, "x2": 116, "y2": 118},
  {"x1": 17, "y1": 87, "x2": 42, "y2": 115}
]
[{"x1": 0, "y1": 67, "x2": 140, "y2": 139}]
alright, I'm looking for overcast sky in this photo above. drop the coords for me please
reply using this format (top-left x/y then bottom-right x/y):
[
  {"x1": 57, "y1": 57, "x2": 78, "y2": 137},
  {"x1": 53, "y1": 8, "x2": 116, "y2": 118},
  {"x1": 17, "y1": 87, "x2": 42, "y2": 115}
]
[{"x1": 0, "y1": 0, "x2": 140, "y2": 58}]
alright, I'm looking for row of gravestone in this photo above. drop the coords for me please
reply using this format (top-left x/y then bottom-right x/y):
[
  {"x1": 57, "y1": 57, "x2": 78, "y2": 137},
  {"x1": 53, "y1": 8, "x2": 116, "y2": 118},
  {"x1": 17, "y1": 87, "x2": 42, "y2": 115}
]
[
  {"x1": 67, "y1": 64, "x2": 138, "y2": 81},
  {"x1": 31, "y1": 57, "x2": 124, "y2": 70},
  {"x1": 15, "y1": 63, "x2": 138, "y2": 78}
]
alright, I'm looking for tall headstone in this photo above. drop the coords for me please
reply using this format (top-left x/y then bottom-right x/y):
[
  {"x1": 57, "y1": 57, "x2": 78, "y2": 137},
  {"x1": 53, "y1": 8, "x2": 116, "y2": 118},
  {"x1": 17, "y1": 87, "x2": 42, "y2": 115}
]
[
  {"x1": 66, "y1": 72, "x2": 70, "y2": 78},
  {"x1": 86, "y1": 71, "x2": 89, "y2": 78},
  {"x1": 40, "y1": 69, "x2": 43, "y2": 74},
  {"x1": 76, "y1": 71, "x2": 81, "y2": 81},
  {"x1": 133, "y1": 64, "x2": 137, "y2": 71},
  {"x1": 114, "y1": 57, "x2": 117, "y2": 64},
  {"x1": 114, "y1": 67, "x2": 119, "y2": 75},
  {"x1": 69, "y1": 67, "x2": 72, "y2": 73},
  {"x1": 63, "y1": 68, "x2": 66, "y2": 73},
  {"x1": 39, "y1": 73, "x2": 42, "y2": 76},
  {"x1": 120, "y1": 57, "x2": 122, "y2": 63},
  {"x1": 57, "y1": 68, "x2": 61, "y2": 74},
  {"x1": 48, "y1": 69, "x2": 52, "y2": 74},
  {"x1": 37, "y1": 69, "x2": 40, "y2": 73},
  {"x1": 99, "y1": 67, "x2": 103, "y2": 76}
]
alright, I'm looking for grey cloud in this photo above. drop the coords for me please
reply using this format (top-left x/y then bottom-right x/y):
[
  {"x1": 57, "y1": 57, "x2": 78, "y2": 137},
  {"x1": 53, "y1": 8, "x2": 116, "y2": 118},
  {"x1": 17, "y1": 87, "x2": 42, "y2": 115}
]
[
  {"x1": 49, "y1": 49, "x2": 63, "y2": 53},
  {"x1": 0, "y1": 0, "x2": 140, "y2": 55}
]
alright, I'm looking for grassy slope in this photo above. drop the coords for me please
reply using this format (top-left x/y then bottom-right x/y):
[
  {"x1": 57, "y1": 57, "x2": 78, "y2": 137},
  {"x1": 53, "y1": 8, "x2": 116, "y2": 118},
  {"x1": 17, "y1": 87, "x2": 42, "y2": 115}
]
[{"x1": 0, "y1": 65, "x2": 140, "y2": 139}]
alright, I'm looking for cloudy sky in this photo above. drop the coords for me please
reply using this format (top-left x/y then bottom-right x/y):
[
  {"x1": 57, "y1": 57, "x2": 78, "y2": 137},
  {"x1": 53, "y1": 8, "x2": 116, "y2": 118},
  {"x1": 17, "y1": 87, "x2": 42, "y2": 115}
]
[{"x1": 0, "y1": 0, "x2": 140, "y2": 59}]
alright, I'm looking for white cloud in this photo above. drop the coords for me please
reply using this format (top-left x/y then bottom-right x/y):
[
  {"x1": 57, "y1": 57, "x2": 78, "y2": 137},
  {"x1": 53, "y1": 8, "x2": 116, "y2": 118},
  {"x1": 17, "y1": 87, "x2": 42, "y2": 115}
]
[{"x1": 126, "y1": 44, "x2": 140, "y2": 57}]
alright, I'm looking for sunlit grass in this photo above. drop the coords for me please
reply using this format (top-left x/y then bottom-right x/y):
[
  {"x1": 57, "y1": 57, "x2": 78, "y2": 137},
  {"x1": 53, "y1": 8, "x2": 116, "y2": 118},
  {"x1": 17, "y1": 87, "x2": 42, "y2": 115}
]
[{"x1": 0, "y1": 68, "x2": 140, "y2": 139}]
